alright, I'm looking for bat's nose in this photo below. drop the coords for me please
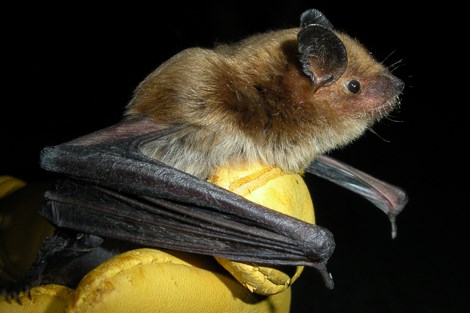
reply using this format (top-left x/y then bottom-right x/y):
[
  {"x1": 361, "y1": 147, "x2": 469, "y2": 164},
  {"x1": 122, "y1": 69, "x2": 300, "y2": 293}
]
[{"x1": 391, "y1": 75, "x2": 405, "y2": 93}]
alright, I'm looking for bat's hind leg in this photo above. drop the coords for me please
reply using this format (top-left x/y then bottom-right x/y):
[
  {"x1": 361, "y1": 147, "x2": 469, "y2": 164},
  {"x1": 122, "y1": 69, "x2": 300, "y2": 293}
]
[{"x1": 1, "y1": 228, "x2": 105, "y2": 302}]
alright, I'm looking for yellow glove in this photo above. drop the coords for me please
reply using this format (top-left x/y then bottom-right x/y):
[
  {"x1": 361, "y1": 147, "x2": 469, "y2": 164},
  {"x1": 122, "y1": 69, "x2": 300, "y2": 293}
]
[
  {"x1": 208, "y1": 164, "x2": 315, "y2": 295},
  {"x1": 1, "y1": 249, "x2": 290, "y2": 313},
  {"x1": 0, "y1": 176, "x2": 26, "y2": 198},
  {"x1": 0, "y1": 164, "x2": 315, "y2": 313}
]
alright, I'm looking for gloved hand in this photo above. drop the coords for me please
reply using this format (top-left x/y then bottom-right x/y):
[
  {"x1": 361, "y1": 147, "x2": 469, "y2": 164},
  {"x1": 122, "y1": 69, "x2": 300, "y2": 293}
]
[{"x1": 0, "y1": 164, "x2": 315, "y2": 313}]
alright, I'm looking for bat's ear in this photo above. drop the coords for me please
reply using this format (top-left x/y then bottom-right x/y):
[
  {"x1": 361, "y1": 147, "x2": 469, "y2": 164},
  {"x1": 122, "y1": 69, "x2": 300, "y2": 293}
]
[
  {"x1": 300, "y1": 8, "x2": 334, "y2": 30},
  {"x1": 298, "y1": 9, "x2": 347, "y2": 87}
]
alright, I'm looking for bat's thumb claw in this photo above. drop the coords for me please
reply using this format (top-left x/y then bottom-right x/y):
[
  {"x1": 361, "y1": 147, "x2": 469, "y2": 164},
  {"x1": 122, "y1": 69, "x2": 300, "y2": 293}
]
[
  {"x1": 389, "y1": 214, "x2": 398, "y2": 239},
  {"x1": 313, "y1": 262, "x2": 334, "y2": 289}
]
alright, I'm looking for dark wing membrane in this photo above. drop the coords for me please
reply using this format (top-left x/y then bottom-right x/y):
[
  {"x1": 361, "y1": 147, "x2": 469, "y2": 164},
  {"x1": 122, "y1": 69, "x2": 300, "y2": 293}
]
[
  {"x1": 43, "y1": 179, "x2": 321, "y2": 264},
  {"x1": 39, "y1": 117, "x2": 335, "y2": 286},
  {"x1": 306, "y1": 155, "x2": 408, "y2": 238}
]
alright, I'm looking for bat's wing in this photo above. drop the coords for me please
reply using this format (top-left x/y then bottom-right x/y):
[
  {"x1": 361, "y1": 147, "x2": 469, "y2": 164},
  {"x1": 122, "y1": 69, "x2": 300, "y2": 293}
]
[
  {"x1": 39, "y1": 117, "x2": 336, "y2": 287},
  {"x1": 306, "y1": 155, "x2": 408, "y2": 238},
  {"x1": 39, "y1": 117, "x2": 408, "y2": 289}
]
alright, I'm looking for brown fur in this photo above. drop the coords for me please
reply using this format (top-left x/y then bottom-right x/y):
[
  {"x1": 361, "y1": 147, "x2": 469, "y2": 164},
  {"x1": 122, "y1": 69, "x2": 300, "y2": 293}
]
[{"x1": 126, "y1": 28, "x2": 403, "y2": 179}]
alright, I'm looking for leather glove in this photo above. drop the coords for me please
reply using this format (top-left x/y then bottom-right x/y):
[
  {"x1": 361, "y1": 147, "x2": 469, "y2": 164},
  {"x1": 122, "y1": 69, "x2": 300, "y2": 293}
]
[{"x1": 0, "y1": 164, "x2": 315, "y2": 313}]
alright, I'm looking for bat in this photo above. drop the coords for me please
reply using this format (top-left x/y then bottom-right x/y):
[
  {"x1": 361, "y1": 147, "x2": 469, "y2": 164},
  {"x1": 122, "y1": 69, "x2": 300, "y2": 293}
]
[{"x1": 1, "y1": 8, "x2": 407, "y2": 299}]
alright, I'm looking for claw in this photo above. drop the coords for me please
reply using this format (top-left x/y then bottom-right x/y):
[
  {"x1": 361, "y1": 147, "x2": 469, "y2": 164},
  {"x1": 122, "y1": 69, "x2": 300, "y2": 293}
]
[{"x1": 0, "y1": 280, "x2": 33, "y2": 304}]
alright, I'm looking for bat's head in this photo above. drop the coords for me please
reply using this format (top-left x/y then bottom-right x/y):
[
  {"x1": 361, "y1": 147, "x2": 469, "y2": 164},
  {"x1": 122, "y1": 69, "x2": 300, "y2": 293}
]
[
  {"x1": 222, "y1": 8, "x2": 405, "y2": 173},
  {"x1": 281, "y1": 8, "x2": 404, "y2": 160}
]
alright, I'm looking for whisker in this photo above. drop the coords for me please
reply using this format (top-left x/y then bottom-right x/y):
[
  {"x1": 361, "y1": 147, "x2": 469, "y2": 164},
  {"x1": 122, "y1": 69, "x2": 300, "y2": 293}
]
[
  {"x1": 381, "y1": 50, "x2": 397, "y2": 65},
  {"x1": 388, "y1": 59, "x2": 405, "y2": 73},
  {"x1": 368, "y1": 127, "x2": 390, "y2": 143},
  {"x1": 385, "y1": 115, "x2": 405, "y2": 123},
  {"x1": 380, "y1": 49, "x2": 406, "y2": 74}
]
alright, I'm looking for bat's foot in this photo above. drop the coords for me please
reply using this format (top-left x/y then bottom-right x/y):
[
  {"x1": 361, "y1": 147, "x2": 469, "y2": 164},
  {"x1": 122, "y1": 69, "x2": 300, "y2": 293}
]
[
  {"x1": 1, "y1": 229, "x2": 106, "y2": 304},
  {"x1": 0, "y1": 279, "x2": 34, "y2": 304}
]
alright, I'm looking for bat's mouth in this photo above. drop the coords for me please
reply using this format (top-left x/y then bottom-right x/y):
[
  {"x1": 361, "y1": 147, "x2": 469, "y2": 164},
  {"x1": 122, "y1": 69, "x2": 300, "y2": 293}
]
[
  {"x1": 357, "y1": 74, "x2": 404, "y2": 121},
  {"x1": 375, "y1": 75, "x2": 404, "y2": 118},
  {"x1": 370, "y1": 95, "x2": 402, "y2": 120},
  {"x1": 352, "y1": 95, "x2": 401, "y2": 121}
]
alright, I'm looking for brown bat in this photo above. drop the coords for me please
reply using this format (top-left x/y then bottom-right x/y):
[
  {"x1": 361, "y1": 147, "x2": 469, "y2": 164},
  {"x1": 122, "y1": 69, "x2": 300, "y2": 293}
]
[{"x1": 1, "y1": 8, "x2": 407, "y2": 299}]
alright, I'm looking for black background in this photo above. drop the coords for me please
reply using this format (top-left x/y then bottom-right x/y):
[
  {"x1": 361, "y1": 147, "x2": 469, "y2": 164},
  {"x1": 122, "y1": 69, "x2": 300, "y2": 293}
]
[{"x1": 1, "y1": 2, "x2": 466, "y2": 312}]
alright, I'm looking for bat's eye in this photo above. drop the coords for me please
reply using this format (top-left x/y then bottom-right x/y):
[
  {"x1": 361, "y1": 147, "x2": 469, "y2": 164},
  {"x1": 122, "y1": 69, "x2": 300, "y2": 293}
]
[{"x1": 346, "y1": 79, "x2": 361, "y2": 94}]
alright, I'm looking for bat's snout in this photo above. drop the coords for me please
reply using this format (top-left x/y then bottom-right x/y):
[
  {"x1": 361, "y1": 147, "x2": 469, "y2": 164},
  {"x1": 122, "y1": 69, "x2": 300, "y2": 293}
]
[{"x1": 389, "y1": 74, "x2": 404, "y2": 94}]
